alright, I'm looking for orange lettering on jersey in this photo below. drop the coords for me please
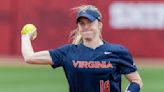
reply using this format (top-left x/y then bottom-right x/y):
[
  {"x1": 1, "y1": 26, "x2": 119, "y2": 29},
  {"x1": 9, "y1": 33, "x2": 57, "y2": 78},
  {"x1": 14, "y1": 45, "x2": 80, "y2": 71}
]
[
  {"x1": 107, "y1": 62, "x2": 113, "y2": 68},
  {"x1": 100, "y1": 80, "x2": 104, "y2": 92},
  {"x1": 104, "y1": 80, "x2": 110, "y2": 92},
  {"x1": 78, "y1": 61, "x2": 84, "y2": 68},
  {"x1": 81, "y1": 61, "x2": 88, "y2": 68},
  {"x1": 100, "y1": 80, "x2": 110, "y2": 92},
  {"x1": 73, "y1": 61, "x2": 79, "y2": 68},
  {"x1": 73, "y1": 61, "x2": 113, "y2": 68},
  {"x1": 88, "y1": 61, "x2": 94, "y2": 68},
  {"x1": 101, "y1": 61, "x2": 107, "y2": 68}
]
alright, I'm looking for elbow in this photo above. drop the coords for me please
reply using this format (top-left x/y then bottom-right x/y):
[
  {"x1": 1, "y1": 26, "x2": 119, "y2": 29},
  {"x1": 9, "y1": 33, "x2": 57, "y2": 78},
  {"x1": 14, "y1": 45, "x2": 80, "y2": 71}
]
[
  {"x1": 24, "y1": 57, "x2": 36, "y2": 64},
  {"x1": 23, "y1": 56, "x2": 52, "y2": 65}
]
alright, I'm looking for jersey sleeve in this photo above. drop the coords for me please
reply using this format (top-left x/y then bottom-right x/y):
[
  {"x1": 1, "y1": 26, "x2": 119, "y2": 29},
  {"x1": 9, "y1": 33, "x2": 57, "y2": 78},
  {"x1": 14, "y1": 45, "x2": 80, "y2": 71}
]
[
  {"x1": 118, "y1": 45, "x2": 137, "y2": 74},
  {"x1": 49, "y1": 44, "x2": 70, "y2": 68}
]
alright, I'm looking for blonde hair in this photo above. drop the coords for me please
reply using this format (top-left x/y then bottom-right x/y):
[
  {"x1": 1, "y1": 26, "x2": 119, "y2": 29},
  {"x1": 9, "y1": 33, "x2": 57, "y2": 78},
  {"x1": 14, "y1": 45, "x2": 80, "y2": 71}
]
[{"x1": 70, "y1": 5, "x2": 102, "y2": 45}]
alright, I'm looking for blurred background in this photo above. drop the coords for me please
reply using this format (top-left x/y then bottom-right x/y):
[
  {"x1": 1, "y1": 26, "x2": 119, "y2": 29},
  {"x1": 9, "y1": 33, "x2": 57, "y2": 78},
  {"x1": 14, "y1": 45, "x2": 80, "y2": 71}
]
[{"x1": 0, "y1": 0, "x2": 164, "y2": 92}]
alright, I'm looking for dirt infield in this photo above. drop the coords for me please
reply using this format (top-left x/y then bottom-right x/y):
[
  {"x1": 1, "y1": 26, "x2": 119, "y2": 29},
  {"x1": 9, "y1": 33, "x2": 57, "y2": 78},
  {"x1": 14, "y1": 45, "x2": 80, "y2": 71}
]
[
  {"x1": 0, "y1": 56, "x2": 43, "y2": 67},
  {"x1": 0, "y1": 56, "x2": 164, "y2": 67},
  {"x1": 134, "y1": 58, "x2": 164, "y2": 68}
]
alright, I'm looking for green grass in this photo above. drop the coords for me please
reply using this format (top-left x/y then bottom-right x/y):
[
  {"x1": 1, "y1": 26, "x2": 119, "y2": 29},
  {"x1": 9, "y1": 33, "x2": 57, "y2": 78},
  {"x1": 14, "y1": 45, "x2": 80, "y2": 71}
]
[
  {"x1": 0, "y1": 66, "x2": 67, "y2": 92},
  {"x1": 122, "y1": 67, "x2": 164, "y2": 92},
  {"x1": 0, "y1": 66, "x2": 164, "y2": 92}
]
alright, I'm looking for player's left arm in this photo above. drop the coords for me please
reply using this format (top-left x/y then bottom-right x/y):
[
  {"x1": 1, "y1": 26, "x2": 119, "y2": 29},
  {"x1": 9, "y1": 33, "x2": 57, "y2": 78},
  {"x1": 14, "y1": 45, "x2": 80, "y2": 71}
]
[{"x1": 124, "y1": 71, "x2": 143, "y2": 92}]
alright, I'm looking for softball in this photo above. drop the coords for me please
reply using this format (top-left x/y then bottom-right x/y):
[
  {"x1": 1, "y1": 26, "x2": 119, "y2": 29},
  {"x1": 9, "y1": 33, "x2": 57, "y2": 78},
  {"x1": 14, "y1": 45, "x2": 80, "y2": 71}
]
[{"x1": 21, "y1": 24, "x2": 37, "y2": 40}]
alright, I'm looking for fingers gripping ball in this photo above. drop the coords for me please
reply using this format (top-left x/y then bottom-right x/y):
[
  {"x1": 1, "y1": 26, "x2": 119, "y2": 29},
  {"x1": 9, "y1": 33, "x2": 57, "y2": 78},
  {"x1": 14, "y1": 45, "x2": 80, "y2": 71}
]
[{"x1": 21, "y1": 24, "x2": 37, "y2": 40}]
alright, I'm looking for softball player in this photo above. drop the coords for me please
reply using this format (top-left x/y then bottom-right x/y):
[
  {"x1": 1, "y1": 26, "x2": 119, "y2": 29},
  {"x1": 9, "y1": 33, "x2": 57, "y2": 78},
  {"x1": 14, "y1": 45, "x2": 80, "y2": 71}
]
[{"x1": 21, "y1": 5, "x2": 143, "y2": 92}]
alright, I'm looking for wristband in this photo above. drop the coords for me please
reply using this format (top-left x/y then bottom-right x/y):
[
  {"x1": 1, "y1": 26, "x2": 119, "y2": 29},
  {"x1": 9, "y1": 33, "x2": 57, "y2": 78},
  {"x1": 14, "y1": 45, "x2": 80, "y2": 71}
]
[{"x1": 127, "y1": 82, "x2": 140, "y2": 92}]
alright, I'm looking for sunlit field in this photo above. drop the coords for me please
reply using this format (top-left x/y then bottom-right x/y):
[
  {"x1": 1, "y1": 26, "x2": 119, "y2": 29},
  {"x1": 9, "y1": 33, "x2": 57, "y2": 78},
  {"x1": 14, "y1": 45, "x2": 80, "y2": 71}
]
[
  {"x1": 0, "y1": 58, "x2": 164, "y2": 92},
  {"x1": 0, "y1": 66, "x2": 164, "y2": 92}
]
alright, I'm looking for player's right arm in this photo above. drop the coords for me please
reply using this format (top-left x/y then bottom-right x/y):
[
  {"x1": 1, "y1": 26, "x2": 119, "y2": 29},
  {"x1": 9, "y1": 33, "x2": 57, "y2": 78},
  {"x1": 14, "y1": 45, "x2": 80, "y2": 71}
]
[{"x1": 21, "y1": 24, "x2": 53, "y2": 65}]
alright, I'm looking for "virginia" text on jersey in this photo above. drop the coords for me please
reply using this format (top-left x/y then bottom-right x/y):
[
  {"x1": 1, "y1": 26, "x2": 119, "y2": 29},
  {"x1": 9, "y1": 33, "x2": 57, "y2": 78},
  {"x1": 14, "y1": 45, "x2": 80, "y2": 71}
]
[{"x1": 73, "y1": 60, "x2": 113, "y2": 68}]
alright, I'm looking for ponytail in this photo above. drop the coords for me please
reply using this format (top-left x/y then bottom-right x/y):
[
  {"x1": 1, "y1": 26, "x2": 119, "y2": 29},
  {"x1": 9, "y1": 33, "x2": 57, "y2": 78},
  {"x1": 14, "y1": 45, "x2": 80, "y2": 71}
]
[{"x1": 69, "y1": 28, "x2": 82, "y2": 45}]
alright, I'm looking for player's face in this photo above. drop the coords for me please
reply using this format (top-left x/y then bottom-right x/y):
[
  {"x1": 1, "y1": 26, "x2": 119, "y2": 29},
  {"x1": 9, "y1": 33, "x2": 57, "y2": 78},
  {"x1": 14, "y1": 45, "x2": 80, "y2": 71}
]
[{"x1": 78, "y1": 17, "x2": 101, "y2": 40}]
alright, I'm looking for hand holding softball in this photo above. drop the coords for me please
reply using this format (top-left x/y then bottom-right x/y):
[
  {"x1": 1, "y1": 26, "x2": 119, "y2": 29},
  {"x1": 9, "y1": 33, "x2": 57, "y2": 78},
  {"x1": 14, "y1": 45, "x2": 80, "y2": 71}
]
[{"x1": 21, "y1": 24, "x2": 37, "y2": 40}]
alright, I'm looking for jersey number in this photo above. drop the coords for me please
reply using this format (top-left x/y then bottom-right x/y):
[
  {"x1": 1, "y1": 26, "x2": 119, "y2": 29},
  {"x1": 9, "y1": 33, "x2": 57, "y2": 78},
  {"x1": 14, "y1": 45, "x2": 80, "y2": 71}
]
[{"x1": 100, "y1": 80, "x2": 110, "y2": 92}]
